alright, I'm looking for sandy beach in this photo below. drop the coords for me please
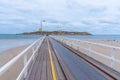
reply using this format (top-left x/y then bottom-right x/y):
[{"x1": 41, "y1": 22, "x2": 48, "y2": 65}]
[
  {"x1": 0, "y1": 45, "x2": 30, "y2": 80},
  {"x1": 59, "y1": 39, "x2": 120, "y2": 72}
]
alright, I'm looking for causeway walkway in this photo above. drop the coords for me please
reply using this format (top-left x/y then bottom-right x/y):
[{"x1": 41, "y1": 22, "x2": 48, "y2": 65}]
[
  {"x1": 27, "y1": 38, "x2": 52, "y2": 80},
  {"x1": 26, "y1": 37, "x2": 120, "y2": 80},
  {"x1": 1, "y1": 36, "x2": 119, "y2": 80},
  {"x1": 27, "y1": 38, "x2": 66, "y2": 80}
]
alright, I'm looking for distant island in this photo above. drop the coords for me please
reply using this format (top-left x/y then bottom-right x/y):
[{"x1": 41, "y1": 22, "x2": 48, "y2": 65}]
[{"x1": 21, "y1": 31, "x2": 91, "y2": 35}]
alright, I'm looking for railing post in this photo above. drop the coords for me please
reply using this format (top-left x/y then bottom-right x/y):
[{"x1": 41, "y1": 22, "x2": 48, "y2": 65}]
[
  {"x1": 32, "y1": 47, "x2": 35, "y2": 61},
  {"x1": 70, "y1": 40, "x2": 72, "y2": 47},
  {"x1": 88, "y1": 43, "x2": 92, "y2": 56},
  {"x1": 24, "y1": 54, "x2": 27, "y2": 80},
  {"x1": 71, "y1": 43, "x2": 73, "y2": 47},
  {"x1": 111, "y1": 48, "x2": 115, "y2": 69},
  {"x1": 77, "y1": 46, "x2": 79, "y2": 51},
  {"x1": 62, "y1": 39, "x2": 64, "y2": 43}
]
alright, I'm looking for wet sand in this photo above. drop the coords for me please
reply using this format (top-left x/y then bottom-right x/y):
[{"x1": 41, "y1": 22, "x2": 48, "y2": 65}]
[{"x1": 0, "y1": 45, "x2": 30, "y2": 80}]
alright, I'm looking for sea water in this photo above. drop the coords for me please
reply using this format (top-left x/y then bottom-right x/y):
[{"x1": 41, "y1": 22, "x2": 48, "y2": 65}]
[
  {"x1": 55, "y1": 35, "x2": 120, "y2": 40},
  {"x1": 0, "y1": 34, "x2": 41, "y2": 53},
  {"x1": 1, "y1": 34, "x2": 120, "y2": 53}
]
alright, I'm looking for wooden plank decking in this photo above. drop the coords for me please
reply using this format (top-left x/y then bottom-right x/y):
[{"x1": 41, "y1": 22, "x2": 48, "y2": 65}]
[{"x1": 27, "y1": 39, "x2": 52, "y2": 80}]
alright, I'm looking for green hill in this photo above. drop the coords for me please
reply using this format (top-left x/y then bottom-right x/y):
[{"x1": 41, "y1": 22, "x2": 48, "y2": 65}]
[{"x1": 22, "y1": 31, "x2": 92, "y2": 35}]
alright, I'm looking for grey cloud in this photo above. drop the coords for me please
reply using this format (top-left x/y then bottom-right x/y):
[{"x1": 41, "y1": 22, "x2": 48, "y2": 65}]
[
  {"x1": 89, "y1": 7, "x2": 106, "y2": 12},
  {"x1": 98, "y1": 20, "x2": 120, "y2": 25},
  {"x1": 81, "y1": 21, "x2": 93, "y2": 25},
  {"x1": 0, "y1": 0, "x2": 120, "y2": 34}
]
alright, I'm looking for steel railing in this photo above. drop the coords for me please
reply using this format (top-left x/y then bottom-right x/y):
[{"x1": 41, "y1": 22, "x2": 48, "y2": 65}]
[
  {"x1": 54, "y1": 37, "x2": 120, "y2": 71},
  {"x1": 0, "y1": 36, "x2": 45, "y2": 80}
]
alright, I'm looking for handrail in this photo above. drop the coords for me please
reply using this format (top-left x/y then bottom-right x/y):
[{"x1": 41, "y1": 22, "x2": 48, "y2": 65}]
[
  {"x1": 0, "y1": 36, "x2": 45, "y2": 79},
  {"x1": 54, "y1": 37, "x2": 120, "y2": 71},
  {"x1": 53, "y1": 36, "x2": 120, "y2": 50},
  {"x1": 78, "y1": 40, "x2": 120, "y2": 50},
  {"x1": 17, "y1": 36, "x2": 45, "y2": 80}
]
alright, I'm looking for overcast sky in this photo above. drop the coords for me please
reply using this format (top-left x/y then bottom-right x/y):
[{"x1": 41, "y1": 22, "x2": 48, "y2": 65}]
[{"x1": 0, "y1": 0, "x2": 120, "y2": 34}]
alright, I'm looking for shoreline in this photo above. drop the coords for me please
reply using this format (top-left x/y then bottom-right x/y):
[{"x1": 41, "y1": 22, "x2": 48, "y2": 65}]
[
  {"x1": 0, "y1": 45, "x2": 29, "y2": 67},
  {"x1": 0, "y1": 45, "x2": 30, "y2": 80},
  {"x1": 0, "y1": 39, "x2": 37, "y2": 53}
]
